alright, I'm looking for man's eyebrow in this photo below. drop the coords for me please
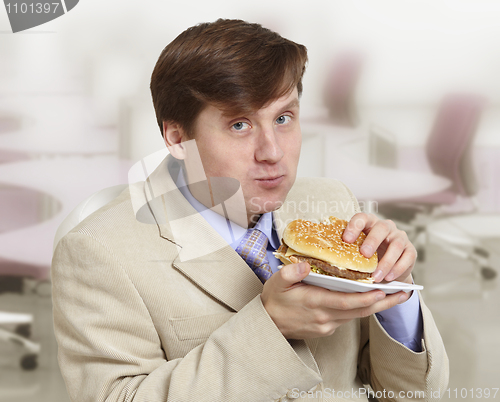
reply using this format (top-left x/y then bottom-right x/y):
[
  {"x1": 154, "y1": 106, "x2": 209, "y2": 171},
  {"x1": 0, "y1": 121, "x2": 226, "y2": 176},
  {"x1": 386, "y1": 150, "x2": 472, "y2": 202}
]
[
  {"x1": 281, "y1": 98, "x2": 300, "y2": 111},
  {"x1": 221, "y1": 98, "x2": 300, "y2": 121}
]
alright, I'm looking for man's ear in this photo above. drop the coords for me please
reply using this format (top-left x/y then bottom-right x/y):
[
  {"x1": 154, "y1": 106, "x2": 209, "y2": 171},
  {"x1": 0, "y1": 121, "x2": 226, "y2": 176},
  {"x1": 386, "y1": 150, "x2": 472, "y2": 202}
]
[{"x1": 163, "y1": 121, "x2": 187, "y2": 160}]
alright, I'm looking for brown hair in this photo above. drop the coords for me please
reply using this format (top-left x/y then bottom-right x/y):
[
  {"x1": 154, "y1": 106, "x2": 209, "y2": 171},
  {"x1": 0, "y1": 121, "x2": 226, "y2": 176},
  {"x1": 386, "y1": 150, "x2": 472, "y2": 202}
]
[{"x1": 150, "y1": 18, "x2": 308, "y2": 138}]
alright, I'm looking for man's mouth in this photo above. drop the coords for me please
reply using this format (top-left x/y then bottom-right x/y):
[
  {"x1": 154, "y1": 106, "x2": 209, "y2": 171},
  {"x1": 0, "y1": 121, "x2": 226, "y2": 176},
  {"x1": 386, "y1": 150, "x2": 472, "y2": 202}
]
[{"x1": 255, "y1": 175, "x2": 285, "y2": 188}]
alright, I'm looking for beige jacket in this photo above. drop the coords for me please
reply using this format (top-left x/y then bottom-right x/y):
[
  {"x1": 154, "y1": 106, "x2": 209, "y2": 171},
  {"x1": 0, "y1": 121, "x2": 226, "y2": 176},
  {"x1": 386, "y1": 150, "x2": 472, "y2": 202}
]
[{"x1": 52, "y1": 155, "x2": 449, "y2": 402}]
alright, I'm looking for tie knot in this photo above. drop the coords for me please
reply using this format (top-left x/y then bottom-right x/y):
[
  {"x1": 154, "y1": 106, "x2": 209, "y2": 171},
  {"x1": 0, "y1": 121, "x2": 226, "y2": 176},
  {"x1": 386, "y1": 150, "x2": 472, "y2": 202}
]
[{"x1": 235, "y1": 229, "x2": 272, "y2": 283}]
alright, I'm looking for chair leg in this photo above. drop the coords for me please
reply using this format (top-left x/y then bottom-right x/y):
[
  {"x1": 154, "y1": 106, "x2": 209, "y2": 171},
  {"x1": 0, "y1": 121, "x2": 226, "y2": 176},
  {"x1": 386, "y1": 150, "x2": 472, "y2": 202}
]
[
  {"x1": 480, "y1": 266, "x2": 497, "y2": 280},
  {"x1": 0, "y1": 327, "x2": 40, "y2": 370},
  {"x1": 469, "y1": 247, "x2": 497, "y2": 279},
  {"x1": 15, "y1": 323, "x2": 31, "y2": 338},
  {"x1": 468, "y1": 247, "x2": 497, "y2": 280},
  {"x1": 431, "y1": 236, "x2": 498, "y2": 281}
]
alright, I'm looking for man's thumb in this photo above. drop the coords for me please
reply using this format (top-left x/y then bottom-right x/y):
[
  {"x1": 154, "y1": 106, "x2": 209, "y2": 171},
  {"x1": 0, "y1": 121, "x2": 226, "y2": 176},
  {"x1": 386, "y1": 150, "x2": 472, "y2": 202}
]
[{"x1": 279, "y1": 262, "x2": 310, "y2": 286}]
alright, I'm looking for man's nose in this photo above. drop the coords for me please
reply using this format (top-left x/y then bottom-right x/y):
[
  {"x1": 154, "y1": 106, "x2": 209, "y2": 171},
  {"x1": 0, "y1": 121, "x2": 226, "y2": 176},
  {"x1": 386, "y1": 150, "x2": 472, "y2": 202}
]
[{"x1": 254, "y1": 127, "x2": 284, "y2": 163}]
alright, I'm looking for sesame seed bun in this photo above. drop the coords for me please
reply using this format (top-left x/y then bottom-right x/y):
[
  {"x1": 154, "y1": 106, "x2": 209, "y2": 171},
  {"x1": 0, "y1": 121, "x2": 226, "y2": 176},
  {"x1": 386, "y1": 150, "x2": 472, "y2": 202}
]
[{"x1": 275, "y1": 217, "x2": 377, "y2": 282}]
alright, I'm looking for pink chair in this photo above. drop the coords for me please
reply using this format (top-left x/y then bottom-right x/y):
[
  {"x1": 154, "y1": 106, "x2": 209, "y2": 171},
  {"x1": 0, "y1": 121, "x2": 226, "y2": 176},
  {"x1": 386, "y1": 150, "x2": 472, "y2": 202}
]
[
  {"x1": 323, "y1": 52, "x2": 364, "y2": 127},
  {"x1": 377, "y1": 93, "x2": 496, "y2": 280}
]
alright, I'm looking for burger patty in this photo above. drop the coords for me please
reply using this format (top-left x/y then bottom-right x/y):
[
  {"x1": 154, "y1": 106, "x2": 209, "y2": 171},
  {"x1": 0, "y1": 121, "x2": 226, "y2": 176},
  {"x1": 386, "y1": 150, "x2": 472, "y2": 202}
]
[
  {"x1": 276, "y1": 243, "x2": 373, "y2": 281},
  {"x1": 290, "y1": 255, "x2": 372, "y2": 281}
]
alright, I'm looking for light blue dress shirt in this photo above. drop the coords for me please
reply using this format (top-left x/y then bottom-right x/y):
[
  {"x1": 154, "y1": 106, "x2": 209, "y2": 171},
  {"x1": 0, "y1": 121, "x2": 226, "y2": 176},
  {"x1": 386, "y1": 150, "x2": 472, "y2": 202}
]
[{"x1": 172, "y1": 164, "x2": 423, "y2": 352}]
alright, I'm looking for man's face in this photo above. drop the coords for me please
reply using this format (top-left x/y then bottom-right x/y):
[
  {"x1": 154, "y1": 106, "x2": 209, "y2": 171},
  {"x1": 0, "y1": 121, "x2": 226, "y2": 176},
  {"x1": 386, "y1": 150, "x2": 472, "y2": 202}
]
[{"x1": 187, "y1": 87, "x2": 301, "y2": 225}]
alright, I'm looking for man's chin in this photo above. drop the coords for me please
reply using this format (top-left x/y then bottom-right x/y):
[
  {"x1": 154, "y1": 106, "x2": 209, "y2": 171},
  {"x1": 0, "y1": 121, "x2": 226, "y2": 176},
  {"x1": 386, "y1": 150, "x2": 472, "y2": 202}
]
[
  {"x1": 245, "y1": 178, "x2": 294, "y2": 217},
  {"x1": 247, "y1": 199, "x2": 286, "y2": 216}
]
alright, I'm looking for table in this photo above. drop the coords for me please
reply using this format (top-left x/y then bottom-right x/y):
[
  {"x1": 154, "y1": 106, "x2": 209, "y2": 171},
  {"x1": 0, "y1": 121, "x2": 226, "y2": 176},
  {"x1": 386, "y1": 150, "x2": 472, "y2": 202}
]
[
  {"x1": 0, "y1": 128, "x2": 117, "y2": 156},
  {"x1": 301, "y1": 120, "x2": 451, "y2": 203},
  {"x1": 0, "y1": 157, "x2": 133, "y2": 270},
  {"x1": 325, "y1": 151, "x2": 451, "y2": 203},
  {"x1": 315, "y1": 132, "x2": 452, "y2": 203},
  {"x1": 0, "y1": 95, "x2": 118, "y2": 156}
]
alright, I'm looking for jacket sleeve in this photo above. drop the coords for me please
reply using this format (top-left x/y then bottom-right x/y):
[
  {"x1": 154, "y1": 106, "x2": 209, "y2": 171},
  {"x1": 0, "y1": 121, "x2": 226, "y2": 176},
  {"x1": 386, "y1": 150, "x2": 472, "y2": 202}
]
[
  {"x1": 339, "y1": 181, "x2": 450, "y2": 401},
  {"x1": 357, "y1": 294, "x2": 449, "y2": 401},
  {"x1": 51, "y1": 232, "x2": 321, "y2": 402}
]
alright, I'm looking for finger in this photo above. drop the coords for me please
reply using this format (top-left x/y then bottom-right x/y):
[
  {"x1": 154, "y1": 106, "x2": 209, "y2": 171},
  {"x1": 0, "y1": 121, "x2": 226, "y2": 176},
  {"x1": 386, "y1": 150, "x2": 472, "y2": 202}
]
[
  {"x1": 350, "y1": 291, "x2": 411, "y2": 319},
  {"x1": 371, "y1": 231, "x2": 408, "y2": 282},
  {"x1": 274, "y1": 262, "x2": 310, "y2": 289},
  {"x1": 316, "y1": 289, "x2": 387, "y2": 312},
  {"x1": 343, "y1": 213, "x2": 377, "y2": 243},
  {"x1": 384, "y1": 246, "x2": 417, "y2": 282},
  {"x1": 359, "y1": 220, "x2": 394, "y2": 259}
]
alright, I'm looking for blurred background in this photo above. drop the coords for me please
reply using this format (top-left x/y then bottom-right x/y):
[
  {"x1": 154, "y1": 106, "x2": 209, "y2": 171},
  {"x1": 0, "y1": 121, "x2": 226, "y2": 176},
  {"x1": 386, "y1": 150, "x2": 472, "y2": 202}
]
[{"x1": 0, "y1": 0, "x2": 499, "y2": 400}]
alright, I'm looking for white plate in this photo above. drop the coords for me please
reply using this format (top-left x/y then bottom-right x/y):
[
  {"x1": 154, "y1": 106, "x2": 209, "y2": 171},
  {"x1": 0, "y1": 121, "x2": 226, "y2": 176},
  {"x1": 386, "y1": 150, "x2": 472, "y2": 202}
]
[{"x1": 301, "y1": 272, "x2": 423, "y2": 294}]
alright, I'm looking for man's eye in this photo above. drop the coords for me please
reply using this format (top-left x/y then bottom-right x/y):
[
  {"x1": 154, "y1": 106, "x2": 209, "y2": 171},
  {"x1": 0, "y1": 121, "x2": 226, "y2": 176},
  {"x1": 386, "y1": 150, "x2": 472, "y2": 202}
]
[
  {"x1": 276, "y1": 115, "x2": 291, "y2": 125},
  {"x1": 232, "y1": 122, "x2": 250, "y2": 131}
]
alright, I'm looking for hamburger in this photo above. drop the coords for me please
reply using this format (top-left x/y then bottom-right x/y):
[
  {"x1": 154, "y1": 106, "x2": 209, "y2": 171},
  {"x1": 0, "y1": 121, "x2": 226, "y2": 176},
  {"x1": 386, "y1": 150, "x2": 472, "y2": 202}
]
[{"x1": 274, "y1": 216, "x2": 377, "y2": 284}]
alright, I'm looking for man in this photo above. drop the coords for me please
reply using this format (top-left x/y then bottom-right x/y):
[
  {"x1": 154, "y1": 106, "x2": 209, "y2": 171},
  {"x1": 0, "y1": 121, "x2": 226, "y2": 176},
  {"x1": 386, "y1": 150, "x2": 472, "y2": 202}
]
[{"x1": 52, "y1": 19, "x2": 448, "y2": 401}]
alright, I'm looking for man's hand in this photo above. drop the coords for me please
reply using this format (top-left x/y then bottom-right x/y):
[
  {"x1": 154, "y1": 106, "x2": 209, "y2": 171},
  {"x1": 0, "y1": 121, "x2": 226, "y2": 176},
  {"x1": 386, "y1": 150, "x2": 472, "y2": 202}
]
[
  {"x1": 261, "y1": 262, "x2": 410, "y2": 340},
  {"x1": 342, "y1": 213, "x2": 417, "y2": 284}
]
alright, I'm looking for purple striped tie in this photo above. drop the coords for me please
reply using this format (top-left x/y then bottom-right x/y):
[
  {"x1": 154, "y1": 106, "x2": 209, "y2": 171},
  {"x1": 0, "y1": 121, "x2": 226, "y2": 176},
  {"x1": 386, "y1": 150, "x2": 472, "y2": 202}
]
[{"x1": 235, "y1": 229, "x2": 273, "y2": 283}]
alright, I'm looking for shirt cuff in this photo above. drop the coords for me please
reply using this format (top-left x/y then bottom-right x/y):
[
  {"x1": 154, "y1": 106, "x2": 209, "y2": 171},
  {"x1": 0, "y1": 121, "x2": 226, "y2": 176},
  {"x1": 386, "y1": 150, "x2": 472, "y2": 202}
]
[{"x1": 375, "y1": 290, "x2": 424, "y2": 352}]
